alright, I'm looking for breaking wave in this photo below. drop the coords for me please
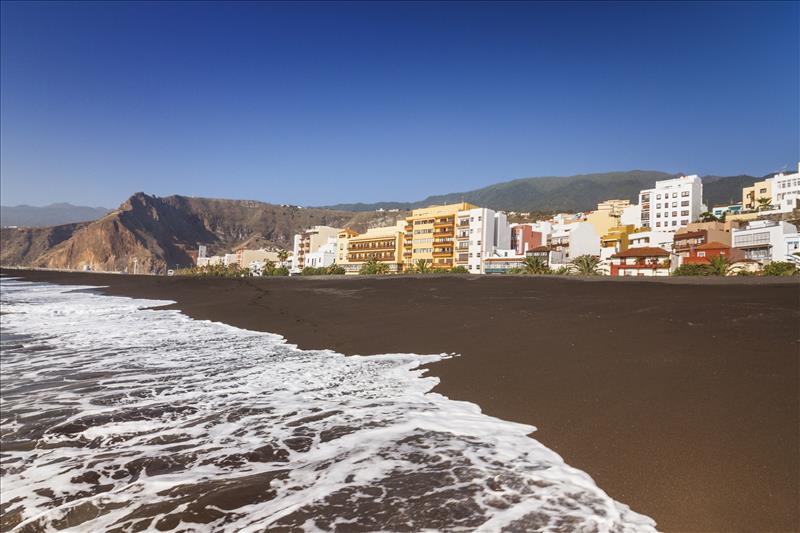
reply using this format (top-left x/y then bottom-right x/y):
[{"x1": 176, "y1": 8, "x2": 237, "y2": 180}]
[{"x1": 0, "y1": 278, "x2": 657, "y2": 532}]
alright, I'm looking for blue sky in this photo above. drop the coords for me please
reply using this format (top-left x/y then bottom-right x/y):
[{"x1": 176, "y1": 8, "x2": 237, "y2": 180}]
[{"x1": 1, "y1": 1, "x2": 798, "y2": 208}]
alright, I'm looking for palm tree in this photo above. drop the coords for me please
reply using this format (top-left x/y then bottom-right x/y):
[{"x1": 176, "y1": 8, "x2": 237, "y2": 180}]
[
  {"x1": 415, "y1": 259, "x2": 430, "y2": 274},
  {"x1": 698, "y1": 212, "x2": 719, "y2": 223},
  {"x1": 707, "y1": 255, "x2": 737, "y2": 276},
  {"x1": 520, "y1": 256, "x2": 551, "y2": 275},
  {"x1": 756, "y1": 197, "x2": 773, "y2": 211},
  {"x1": 569, "y1": 254, "x2": 601, "y2": 275},
  {"x1": 359, "y1": 258, "x2": 389, "y2": 275},
  {"x1": 277, "y1": 250, "x2": 289, "y2": 267}
]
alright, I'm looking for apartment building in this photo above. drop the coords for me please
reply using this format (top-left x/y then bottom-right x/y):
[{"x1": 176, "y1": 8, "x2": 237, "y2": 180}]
[
  {"x1": 291, "y1": 225, "x2": 341, "y2": 272},
  {"x1": 338, "y1": 222, "x2": 405, "y2": 274},
  {"x1": 628, "y1": 229, "x2": 674, "y2": 250},
  {"x1": 639, "y1": 175, "x2": 703, "y2": 231},
  {"x1": 742, "y1": 179, "x2": 773, "y2": 211},
  {"x1": 456, "y1": 207, "x2": 511, "y2": 273},
  {"x1": 403, "y1": 202, "x2": 477, "y2": 270},
  {"x1": 510, "y1": 224, "x2": 544, "y2": 255},
  {"x1": 732, "y1": 220, "x2": 798, "y2": 263},
  {"x1": 303, "y1": 236, "x2": 337, "y2": 269},
  {"x1": 549, "y1": 221, "x2": 601, "y2": 263},
  {"x1": 600, "y1": 225, "x2": 636, "y2": 260},
  {"x1": 769, "y1": 164, "x2": 800, "y2": 213},
  {"x1": 586, "y1": 199, "x2": 629, "y2": 237}
]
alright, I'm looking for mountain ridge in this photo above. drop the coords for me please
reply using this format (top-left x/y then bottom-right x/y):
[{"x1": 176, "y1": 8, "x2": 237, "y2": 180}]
[
  {"x1": 319, "y1": 170, "x2": 755, "y2": 212},
  {"x1": 1, "y1": 203, "x2": 110, "y2": 228}
]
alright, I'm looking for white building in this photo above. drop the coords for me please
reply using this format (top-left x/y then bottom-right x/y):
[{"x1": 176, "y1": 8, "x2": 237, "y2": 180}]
[
  {"x1": 222, "y1": 253, "x2": 239, "y2": 266},
  {"x1": 302, "y1": 236, "x2": 338, "y2": 269},
  {"x1": 628, "y1": 229, "x2": 675, "y2": 250},
  {"x1": 639, "y1": 175, "x2": 703, "y2": 232},
  {"x1": 291, "y1": 225, "x2": 342, "y2": 273},
  {"x1": 732, "y1": 220, "x2": 798, "y2": 263},
  {"x1": 620, "y1": 204, "x2": 641, "y2": 227},
  {"x1": 769, "y1": 164, "x2": 800, "y2": 213},
  {"x1": 785, "y1": 232, "x2": 800, "y2": 264},
  {"x1": 456, "y1": 207, "x2": 510, "y2": 273},
  {"x1": 549, "y1": 221, "x2": 601, "y2": 264}
]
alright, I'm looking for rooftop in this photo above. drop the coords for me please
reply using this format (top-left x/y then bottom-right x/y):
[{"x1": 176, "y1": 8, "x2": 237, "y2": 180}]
[{"x1": 611, "y1": 246, "x2": 670, "y2": 258}]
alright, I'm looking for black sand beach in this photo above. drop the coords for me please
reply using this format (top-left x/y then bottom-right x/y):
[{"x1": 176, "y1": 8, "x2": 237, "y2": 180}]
[{"x1": 2, "y1": 269, "x2": 798, "y2": 532}]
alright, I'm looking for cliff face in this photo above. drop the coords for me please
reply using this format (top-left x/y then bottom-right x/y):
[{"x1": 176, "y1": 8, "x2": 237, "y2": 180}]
[{"x1": 1, "y1": 193, "x2": 405, "y2": 273}]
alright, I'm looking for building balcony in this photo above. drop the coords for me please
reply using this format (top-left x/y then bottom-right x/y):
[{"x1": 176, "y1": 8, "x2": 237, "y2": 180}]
[
  {"x1": 434, "y1": 219, "x2": 454, "y2": 228},
  {"x1": 433, "y1": 230, "x2": 454, "y2": 238},
  {"x1": 433, "y1": 250, "x2": 452, "y2": 257},
  {"x1": 403, "y1": 241, "x2": 412, "y2": 248},
  {"x1": 404, "y1": 224, "x2": 413, "y2": 232}
]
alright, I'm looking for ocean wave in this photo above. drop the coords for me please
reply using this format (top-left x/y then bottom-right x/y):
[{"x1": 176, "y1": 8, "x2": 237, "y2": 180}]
[{"x1": 0, "y1": 279, "x2": 657, "y2": 532}]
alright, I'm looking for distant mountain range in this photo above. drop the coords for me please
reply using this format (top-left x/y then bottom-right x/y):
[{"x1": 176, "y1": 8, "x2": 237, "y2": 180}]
[
  {"x1": 1, "y1": 203, "x2": 110, "y2": 227},
  {"x1": 0, "y1": 193, "x2": 405, "y2": 273},
  {"x1": 320, "y1": 170, "x2": 755, "y2": 213}
]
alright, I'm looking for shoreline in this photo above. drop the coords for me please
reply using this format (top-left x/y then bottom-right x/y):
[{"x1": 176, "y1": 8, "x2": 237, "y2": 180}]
[{"x1": 2, "y1": 269, "x2": 798, "y2": 532}]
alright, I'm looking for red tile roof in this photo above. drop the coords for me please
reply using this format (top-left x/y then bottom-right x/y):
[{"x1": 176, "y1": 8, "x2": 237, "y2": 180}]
[
  {"x1": 611, "y1": 247, "x2": 670, "y2": 258},
  {"x1": 695, "y1": 241, "x2": 729, "y2": 251},
  {"x1": 528, "y1": 246, "x2": 551, "y2": 252}
]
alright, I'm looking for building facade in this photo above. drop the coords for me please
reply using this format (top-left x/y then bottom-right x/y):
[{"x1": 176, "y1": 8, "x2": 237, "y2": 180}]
[
  {"x1": 732, "y1": 220, "x2": 799, "y2": 263},
  {"x1": 292, "y1": 225, "x2": 342, "y2": 272},
  {"x1": 769, "y1": 164, "x2": 800, "y2": 213},
  {"x1": 742, "y1": 179, "x2": 773, "y2": 211},
  {"x1": 403, "y1": 202, "x2": 477, "y2": 271},
  {"x1": 609, "y1": 247, "x2": 672, "y2": 276},
  {"x1": 510, "y1": 224, "x2": 544, "y2": 255},
  {"x1": 639, "y1": 175, "x2": 703, "y2": 232},
  {"x1": 339, "y1": 222, "x2": 405, "y2": 274},
  {"x1": 456, "y1": 207, "x2": 511, "y2": 273}
]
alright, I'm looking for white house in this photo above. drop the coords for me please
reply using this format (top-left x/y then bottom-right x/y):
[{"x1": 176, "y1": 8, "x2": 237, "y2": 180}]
[
  {"x1": 639, "y1": 175, "x2": 703, "y2": 232},
  {"x1": 732, "y1": 220, "x2": 798, "y2": 263},
  {"x1": 456, "y1": 207, "x2": 510, "y2": 273},
  {"x1": 628, "y1": 229, "x2": 675, "y2": 250},
  {"x1": 291, "y1": 225, "x2": 342, "y2": 272},
  {"x1": 549, "y1": 221, "x2": 600, "y2": 263}
]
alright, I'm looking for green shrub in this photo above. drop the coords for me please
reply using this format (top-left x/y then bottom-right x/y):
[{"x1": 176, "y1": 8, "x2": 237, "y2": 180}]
[
  {"x1": 672, "y1": 264, "x2": 711, "y2": 276},
  {"x1": 762, "y1": 261, "x2": 798, "y2": 276}
]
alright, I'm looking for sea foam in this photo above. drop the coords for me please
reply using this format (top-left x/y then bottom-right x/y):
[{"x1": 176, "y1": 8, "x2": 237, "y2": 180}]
[{"x1": 0, "y1": 278, "x2": 658, "y2": 532}]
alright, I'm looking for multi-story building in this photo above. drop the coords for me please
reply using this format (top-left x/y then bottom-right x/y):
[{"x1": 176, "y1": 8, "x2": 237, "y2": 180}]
[
  {"x1": 628, "y1": 229, "x2": 675, "y2": 250},
  {"x1": 549, "y1": 221, "x2": 601, "y2": 263},
  {"x1": 526, "y1": 245, "x2": 566, "y2": 266},
  {"x1": 586, "y1": 199, "x2": 629, "y2": 238},
  {"x1": 785, "y1": 231, "x2": 800, "y2": 264},
  {"x1": 510, "y1": 224, "x2": 544, "y2": 255},
  {"x1": 600, "y1": 225, "x2": 636, "y2": 261},
  {"x1": 303, "y1": 236, "x2": 338, "y2": 269},
  {"x1": 402, "y1": 202, "x2": 476, "y2": 271},
  {"x1": 338, "y1": 222, "x2": 405, "y2": 274},
  {"x1": 336, "y1": 229, "x2": 359, "y2": 264},
  {"x1": 769, "y1": 164, "x2": 800, "y2": 213},
  {"x1": 609, "y1": 247, "x2": 673, "y2": 277},
  {"x1": 292, "y1": 225, "x2": 341, "y2": 272},
  {"x1": 639, "y1": 175, "x2": 703, "y2": 232},
  {"x1": 742, "y1": 178, "x2": 773, "y2": 211},
  {"x1": 455, "y1": 207, "x2": 510, "y2": 273},
  {"x1": 732, "y1": 220, "x2": 798, "y2": 263}
]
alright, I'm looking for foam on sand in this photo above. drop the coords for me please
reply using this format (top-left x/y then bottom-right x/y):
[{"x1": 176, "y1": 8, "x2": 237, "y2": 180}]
[{"x1": 0, "y1": 278, "x2": 658, "y2": 532}]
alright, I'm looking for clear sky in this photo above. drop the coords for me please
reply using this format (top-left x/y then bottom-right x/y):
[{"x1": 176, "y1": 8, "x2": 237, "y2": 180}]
[{"x1": 1, "y1": 1, "x2": 798, "y2": 208}]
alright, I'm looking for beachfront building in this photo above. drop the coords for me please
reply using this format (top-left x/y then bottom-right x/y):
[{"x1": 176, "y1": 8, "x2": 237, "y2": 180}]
[
  {"x1": 683, "y1": 242, "x2": 744, "y2": 266},
  {"x1": 785, "y1": 232, "x2": 800, "y2": 265},
  {"x1": 292, "y1": 225, "x2": 341, "y2": 272},
  {"x1": 609, "y1": 247, "x2": 673, "y2": 277},
  {"x1": 455, "y1": 207, "x2": 511, "y2": 273},
  {"x1": 639, "y1": 175, "x2": 703, "y2": 231},
  {"x1": 338, "y1": 222, "x2": 405, "y2": 274},
  {"x1": 732, "y1": 220, "x2": 799, "y2": 263},
  {"x1": 510, "y1": 224, "x2": 544, "y2": 255},
  {"x1": 402, "y1": 202, "x2": 476, "y2": 271},
  {"x1": 526, "y1": 245, "x2": 566, "y2": 266},
  {"x1": 672, "y1": 222, "x2": 734, "y2": 261},
  {"x1": 303, "y1": 236, "x2": 338, "y2": 269},
  {"x1": 483, "y1": 249, "x2": 525, "y2": 274}
]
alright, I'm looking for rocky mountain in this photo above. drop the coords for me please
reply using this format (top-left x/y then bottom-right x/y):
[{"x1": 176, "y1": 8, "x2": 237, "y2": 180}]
[
  {"x1": 0, "y1": 203, "x2": 110, "y2": 227},
  {"x1": 321, "y1": 170, "x2": 756, "y2": 213},
  {"x1": 0, "y1": 193, "x2": 406, "y2": 273}
]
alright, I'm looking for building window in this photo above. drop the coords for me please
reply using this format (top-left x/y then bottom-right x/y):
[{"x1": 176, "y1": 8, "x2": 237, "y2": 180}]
[
  {"x1": 672, "y1": 221, "x2": 677, "y2": 226},
  {"x1": 681, "y1": 219, "x2": 688, "y2": 225},
  {"x1": 681, "y1": 201, "x2": 689, "y2": 206},
  {"x1": 681, "y1": 191, "x2": 689, "y2": 197},
  {"x1": 672, "y1": 202, "x2": 677, "y2": 207},
  {"x1": 672, "y1": 193, "x2": 678, "y2": 198},
  {"x1": 656, "y1": 203, "x2": 661, "y2": 209},
  {"x1": 656, "y1": 222, "x2": 661, "y2": 227},
  {"x1": 681, "y1": 210, "x2": 689, "y2": 216},
  {"x1": 672, "y1": 211, "x2": 677, "y2": 217},
  {"x1": 656, "y1": 194, "x2": 661, "y2": 200}
]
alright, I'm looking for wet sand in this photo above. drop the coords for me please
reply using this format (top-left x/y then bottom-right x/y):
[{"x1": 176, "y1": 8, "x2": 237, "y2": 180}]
[{"x1": 3, "y1": 269, "x2": 799, "y2": 532}]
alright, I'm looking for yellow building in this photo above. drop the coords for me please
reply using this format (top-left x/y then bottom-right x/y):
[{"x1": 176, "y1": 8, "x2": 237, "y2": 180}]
[
  {"x1": 402, "y1": 202, "x2": 477, "y2": 270},
  {"x1": 742, "y1": 180, "x2": 773, "y2": 211},
  {"x1": 586, "y1": 200, "x2": 629, "y2": 238},
  {"x1": 600, "y1": 224, "x2": 636, "y2": 258},
  {"x1": 337, "y1": 223, "x2": 404, "y2": 274}
]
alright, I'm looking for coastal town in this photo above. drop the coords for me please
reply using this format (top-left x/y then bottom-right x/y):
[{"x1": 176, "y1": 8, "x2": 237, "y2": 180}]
[{"x1": 194, "y1": 164, "x2": 800, "y2": 277}]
